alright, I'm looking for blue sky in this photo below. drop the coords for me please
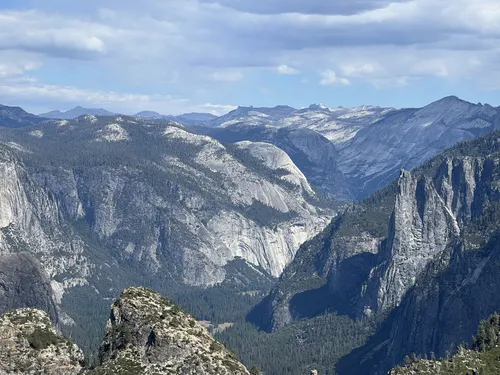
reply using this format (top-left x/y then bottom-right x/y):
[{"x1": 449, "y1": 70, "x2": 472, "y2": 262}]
[{"x1": 0, "y1": 0, "x2": 499, "y2": 115}]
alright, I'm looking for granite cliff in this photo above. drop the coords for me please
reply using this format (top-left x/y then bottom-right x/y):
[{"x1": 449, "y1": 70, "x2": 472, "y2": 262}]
[{"x1": 253, "y1": 131, "x2": 500, "y2": 374}]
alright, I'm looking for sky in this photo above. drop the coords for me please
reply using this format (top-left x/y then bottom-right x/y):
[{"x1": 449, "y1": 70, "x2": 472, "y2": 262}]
[{"x1": 0, "y1": 0, "x2": 499, "y2": 115}]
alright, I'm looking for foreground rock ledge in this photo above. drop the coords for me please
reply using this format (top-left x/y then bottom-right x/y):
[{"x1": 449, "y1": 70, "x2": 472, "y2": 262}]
[
  {"x1": 88, "y1": 286, "x2": 250, "y2": 375},
  {"x1": 0, "y1": 308, "x2": 84, "y2": 375},
  {"x1": 0, "y1": 287, "x2": 250, "y2": 375}
]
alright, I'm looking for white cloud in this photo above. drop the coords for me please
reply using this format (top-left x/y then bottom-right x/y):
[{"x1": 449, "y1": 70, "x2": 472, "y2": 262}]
[
  {"x1": 0, "y1": 81, "x2": 233, "y2": 115},
  {"x1": 195, "y1": 103, "x2": 238, "y2": 115},
  {"x1": 0, "y1": 0, "x2": 499, "y2": 109},
  {"x1": 0, "y1": 10, "x2": 107, "y2": 59},
  {"x1": 276, "y1": 65, "x2": 300, "y2": 75},
  {"x1": 319, "y1": 70, "x2": 351, "y2": 86},
  {"x1": 341, "y1": 63, "x2": 377, "y2": 77}
]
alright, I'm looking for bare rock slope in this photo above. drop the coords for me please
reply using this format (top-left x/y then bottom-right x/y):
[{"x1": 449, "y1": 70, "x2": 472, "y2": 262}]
[
  {"x1": 88, "y1": 287, "x2": 250, "y2": 375},
  {"x1": 0, "y1": 308, "x2": 84, "y2": 375}
]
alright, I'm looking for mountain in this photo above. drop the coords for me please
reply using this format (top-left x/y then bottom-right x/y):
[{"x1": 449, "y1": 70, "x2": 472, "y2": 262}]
[
  {"x1": 249, "y1": 130, "x2": 500, "y2": 374},
  {"x1": 204, "y1": 97, "x2": 500, "y2": 200},
  {"x1": 135, "y1": 111, "x2": 218, "y2": 126},
  {"x1": 0, "y1": 104, "x2": 47, "y2": 128},
  {"x1": 339, "y1": 96, "x2": 500, "y2": 198},
  {"x1": 177, "y1": 112, "x2": 218, "y2": 124},
  {"x1": 40, "y1": 106, "x2": 116, "y2": 119},
  {"x1": 194, "y1": 124, "x2": 353, "y2": 201},
  {"x1": 209, "y1": 104, "x2": 390, "y2": 144},
  {"x1": 0, "y1": 114, "x2": 332, "y2": 353},
  {"x1": 134, "y1": 110, "x2": 165, "y2": 119},
  {"x1": 0, "y1": 287, "x2": 250, "y2": 375}
]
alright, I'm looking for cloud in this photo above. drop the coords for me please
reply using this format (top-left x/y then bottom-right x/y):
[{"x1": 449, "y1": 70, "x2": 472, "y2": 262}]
[
  {"x1": 0, "y1": 80, "x2": 233, "y2": 115},
  {"x1": 0, "y1": 0, "x2": 499, "y2": 109},
  {"x1": 341, "y1": 63, "x2": 377, "y2": 77},
  {"x1": 199, "y1": 0, "x2": 411, "y2": 15},
  {"x1": 319, "y1": 70, "x2": 351, "y2": 86},
  {"x1": 276, "y1": 65, "x2": 300, "y2": 75},
  {"x1": 0, "y1": 10, "x2": 107, "y2": 59}
]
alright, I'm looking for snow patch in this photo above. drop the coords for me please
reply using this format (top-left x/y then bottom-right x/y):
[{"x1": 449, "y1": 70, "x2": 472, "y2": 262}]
[
  {"x1": 29, "y1": 130, "x2": 44, "y2": 138},
  {"x1": 97, "y1": 123, "x2": 130, "y2": 142},
  {"x1": 57, "y1": 120, "x2": 69, "y2": 127}
]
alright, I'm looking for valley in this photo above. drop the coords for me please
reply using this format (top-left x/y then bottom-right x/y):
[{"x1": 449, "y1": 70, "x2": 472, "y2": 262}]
[{"x1": 0, "y1": 97, "x2": 500, "y2": 374}]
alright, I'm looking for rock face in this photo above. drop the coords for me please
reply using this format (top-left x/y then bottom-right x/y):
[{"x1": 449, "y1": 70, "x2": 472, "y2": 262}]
[
  {"x1": 0, "y1": 144, "x2": 92, "y2": 304},
  {"x1": 255, "y1": 131, "x2": 500, "y2": 373},
  {"x1": 0, "y1": 115, "x2": 331, "y2": 348},
  {"x1": 0, "y1": 308, "x2": 84, "y2": 375},
  {"x1": 338, "y1": 96, "x2": 500, "y2": 199},
  {"x1": 195, "y1": 125, "x2": 352, "y2": 201},
  {"x1": 0, "y1": 253, "x2": 58, "y2": 323},
  {"x1": 88, "y1": 287, "x2": 250, "y2": 375}
]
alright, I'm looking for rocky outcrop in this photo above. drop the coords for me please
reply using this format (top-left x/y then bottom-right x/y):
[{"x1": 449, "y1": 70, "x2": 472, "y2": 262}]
[
  {"x1": 257, "y1": 128, "x2": 500, "y2": 374},
  {"x1": 0, "y1": 287, "x2": 250, "y2": 375},
  {"x1": 88, "y1": 287, "x2": 250, "y2": 375},
  {"x1": 0, "y1": 308, "x2": 84, "y2": 375},
  {"x1": 0, "y1": 252, "x2": 58, "y2": 323},
  {"x1": 196, "y1": 125, "x2": 352, "y2": 201}
]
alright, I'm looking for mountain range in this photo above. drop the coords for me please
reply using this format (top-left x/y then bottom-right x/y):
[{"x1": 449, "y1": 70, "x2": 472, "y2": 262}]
[
  {"x1": 1, "y1": 96, "x2": 500, "y2": 374},
  {"x1": 0, "y1": 113, "x2": 332, "y2": 354},
  {"x1": 40, "y1": 106, "x2": 117, "y2": 119},
  {"x1": 200, "y1": 96, "x2": 500, "y2": 199},
  {"x1": 39, "y1": 106, "x2": 218, "y2": 125}
]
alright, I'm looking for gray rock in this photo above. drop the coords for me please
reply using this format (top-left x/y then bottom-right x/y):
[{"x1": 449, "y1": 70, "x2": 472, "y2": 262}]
[
  {"x1": 0, "y1": 253, "x2": 58, "y2": 323},
  {"x1": 90, "y1": 287, "x2": 250, "y2": 375},
  {"x1": 0, "y1": 308, "x2": 84, "y2": 375}
]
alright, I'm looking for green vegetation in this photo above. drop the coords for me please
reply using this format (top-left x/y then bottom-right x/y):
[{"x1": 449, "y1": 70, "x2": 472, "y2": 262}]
[
  {"x1": 473, "y1": 313, "x2": 500, "y2": 352},
  {"x1": 26, "y1": 327, "x2": 59, "y2": 350},
  {"x1": 392, "y1": 313, "x2": 500, "y2": 375},
  {"x1": 242, "y1": 200, "x2": 299, "y2": 228},
  {"x1": 217, "y1": 314, "x2": 375, "y2": 375}
]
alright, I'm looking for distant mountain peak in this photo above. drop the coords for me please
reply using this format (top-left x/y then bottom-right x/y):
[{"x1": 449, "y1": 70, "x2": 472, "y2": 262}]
[
  {"x1": 0, "y1": 104, "x2": 47, "y2": 128},
  {"x1": 308, "y1": 103, "x2": 329, "y2": 111},
  {"x1": 39, "y1": 106, "x2": 116, "y2": 120},
  {"x1": 429, "y1": 95, "x2": 469, "y2": 106}
]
